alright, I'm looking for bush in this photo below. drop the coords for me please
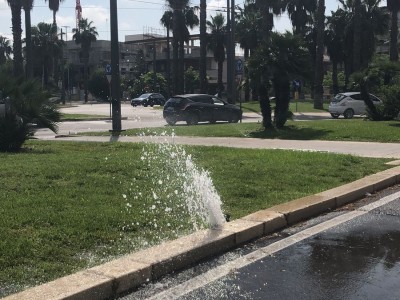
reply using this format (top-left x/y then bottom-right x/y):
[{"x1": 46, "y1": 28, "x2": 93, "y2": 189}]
[
  {"x1": 0, "y1": 114, "x2": 30, "y2": 152},
  {"x1": 0, "y1": 68, "x2": 60, "y2": 152},
  {"x1": 377, "y1": 85, "x2": 400, "y2": 120}
]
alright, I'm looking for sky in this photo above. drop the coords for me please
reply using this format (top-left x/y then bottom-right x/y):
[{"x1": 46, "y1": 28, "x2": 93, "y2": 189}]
[{"x1": 0, "y1": 0, "x2": 345, "y2": 43}]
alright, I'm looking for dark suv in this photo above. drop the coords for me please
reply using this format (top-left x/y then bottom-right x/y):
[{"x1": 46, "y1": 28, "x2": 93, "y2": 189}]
[
  {"x1": 163, "y1": 94, "x2": 242, "y2": 125},
  {"x1": 130, "y1": 93, "x2": 165, "y2": 107}
]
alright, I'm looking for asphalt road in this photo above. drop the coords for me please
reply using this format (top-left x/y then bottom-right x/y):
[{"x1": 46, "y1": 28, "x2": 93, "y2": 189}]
[{"x1": 119, "y1": 186, "x2": 400, "y2": 300}]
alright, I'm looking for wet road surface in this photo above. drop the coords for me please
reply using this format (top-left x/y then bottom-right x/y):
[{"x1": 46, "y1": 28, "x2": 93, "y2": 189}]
[{"x1": 120, "y1": 186, "x2": 400, "y2": 300}]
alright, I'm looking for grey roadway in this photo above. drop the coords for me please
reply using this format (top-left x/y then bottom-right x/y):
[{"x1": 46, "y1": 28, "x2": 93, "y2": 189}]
[
  {"x1": 35, "y1": 103, "x2": 400, "y2": 159},
  {"x1": 120, "y1": 186, "x2": 400, "y2": 300}
]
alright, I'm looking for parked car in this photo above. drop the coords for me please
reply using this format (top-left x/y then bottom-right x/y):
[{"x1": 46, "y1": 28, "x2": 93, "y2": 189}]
[
  {"x1": 163, "y1": 94, "x2": 242, "y2": 125},
  {"x1": 328, "y1": 92, "x2": 382, "y2": 119},
  {"x1": 130, "y1": 93, "x2": 165, "y2": 107}
]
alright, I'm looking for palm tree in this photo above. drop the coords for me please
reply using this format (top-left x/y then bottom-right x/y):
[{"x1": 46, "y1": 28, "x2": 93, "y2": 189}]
[
  {"x1": 387, "y1": 0, "x2": 400, "y2": 61},
  {"x1": 45, "y1": 0, "x2": 64, "y2": 25},
  {"x1": 0, "y1": 36, "x2": 12, "y2": 66},
  {"x1": 235, "y1": 0, "x2": 260, "y2": 101},
  {"x1": 23, "y1": 0, "x2": 34, "y2": 78},
  {"x1": 0, "y1": 67, "x2": 60, "y2": 152},
  {"x1": 160, "y1": 10, "x2": 173, "y2": 97},
  {"x1": 353, "y1": 0, "x2": 362, "y2": 72},
  {"x1": 7, "y1": 0, "x2": 24, "y2": 77},
  {"x1": 284, "y1": 0, "x2": 317, "y2": 36},
  {"x1": 72, "y1": 19, "x2": 98, "y2": 103},
  {"x1": 31, "y1": 22, "x2": 64, "y2": 86},
  {"x1": 326, "y1": 12, "x2": 346, "y2": 95},
  {"x1": 199, "y1": 0, "x2": 207, "y2": 93},
  {"x1": 337, "y1": 0, "x2": 388, "y2": 82},
  {"x1": 179, "y1": 5, "x2": 199, "y2": 91},
  {"x1": 207, "y1": 14, "x2": 226, "y2": 94},
  {"x1": 313, "y1": 0, "x2": 325, "y2": 110},
  {"x1": 166, "y1": 0, "x2": 187, "y2": 94},
  {"x1": 248, "y1": 32, "x2": 310, "y2": 128}
]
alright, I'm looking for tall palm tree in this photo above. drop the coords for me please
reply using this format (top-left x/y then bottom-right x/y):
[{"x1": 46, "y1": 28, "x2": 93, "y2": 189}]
[
  {"x1": 160, "y1": 10, "x2": 173, "y2": 97},
  {"x1": 23, "y1": 0, "x2": 34, "y2": 78},
  {"x1": 313, "y1": 0, "x2": 325, "y2": 109},
  {"x1": 31, "y1": 22, "x2": 63, "y2": 86},
  {"x1": 72, "y1": 19, "x2": 98, "y2": 103},
  {"x1": 166, "y1": 0, "x2": 188, "y2": 94},
  {"x1": 326, "y1": 12, "x2": 346, "y2": 94},
  {"x1": 207, "y1": 13, "x2": 226, "y2": 94},
  {"x1": 199, "y1": 0, "x2": 207, "y2": 93},
  {"x1": 7, "y1": 0, "x2": 24, "y2": 77},
  {"x1": 45, "y1": 0, "x2": 64, "y2": 25},
  {"x1": 179, "y1": 5, "x2": 199, "y2": 91},
  {"x1": 235, "y1": 0, "x2": 260, "y2": 101},
  {"x1": 0, "y1": 36, "x2": 12, "y2": 66},
  {"x1": 387, "y1": 0, "x2": 400, "y2": 61},
  {"x1": 353, "y1": 0, "x2": 364, "y2": 72}
]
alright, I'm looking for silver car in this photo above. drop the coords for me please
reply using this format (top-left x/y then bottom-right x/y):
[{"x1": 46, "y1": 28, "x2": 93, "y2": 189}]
[{"x1": 328, "y1": 92, "x2": 382, "y2": 119}]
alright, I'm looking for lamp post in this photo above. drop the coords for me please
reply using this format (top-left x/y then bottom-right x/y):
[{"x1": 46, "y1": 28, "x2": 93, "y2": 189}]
[{"x1": 110, "y1": 0, "x2": 122, "y2": 133}]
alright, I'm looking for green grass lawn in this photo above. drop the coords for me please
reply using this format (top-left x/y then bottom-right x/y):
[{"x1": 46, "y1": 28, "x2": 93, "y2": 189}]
[
  {"x1": 61, "y1": 113, "x2": 109, "y2": 121},
  {"x1": 240, "y1": 100, "x2": 329, "y2": 113},
  {"x1": 0, "y1": 140, "x2": 391, "y2": 296},
  {"x1": 85, "y1": 119, "x2": 400, "y2": 143}
]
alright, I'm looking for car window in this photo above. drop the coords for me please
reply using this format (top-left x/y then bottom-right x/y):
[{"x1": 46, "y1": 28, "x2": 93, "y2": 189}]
[
  {"x1": 190, "y1": 96, "x2": 212, "y2": 104},
  {"x1": 332, "y1": 94, "x2": 346, "y2": 103},
  {"x1": 370, "y1": 95, "x2": 380, "y2": 102},
  {"x1": 212, "y1": 97, "x2": 224, "y2": 106},
  {"x1": 350, "y1": 94, "x2": 362, "y2": 100}
]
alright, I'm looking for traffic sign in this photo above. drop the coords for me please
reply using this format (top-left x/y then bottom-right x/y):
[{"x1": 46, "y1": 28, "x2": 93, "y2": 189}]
[
  {"x1": 235, "y1": 59, "x2": 243, "y2": 75},
  {"x1": 105, "y1": 64, "x2": 112, "y2": 75}
]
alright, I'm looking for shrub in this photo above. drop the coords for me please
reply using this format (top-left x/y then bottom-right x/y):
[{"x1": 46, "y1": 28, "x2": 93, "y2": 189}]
[{"x1": 0, "y1": 114, "x2": 30, "y2": 152}]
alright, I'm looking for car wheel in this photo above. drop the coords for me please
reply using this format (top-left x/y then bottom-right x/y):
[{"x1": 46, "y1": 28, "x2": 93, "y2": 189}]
[
  {"x1": 330, "y1": 113, "x2": 340, "y2": 119},
  {"x1": 166, "y1": 117, "x2": 177, "y2": 125},
  {"x1": 143, "y1": 103, "x2": 148, "y2": 107},
  {"x1": 343, "y1": 109, "x2": 354, "y2": 119},
  {"x1": 186, "y1": 113, "x2": 199, "y2": 125},
  {"x1": 229, "y1": 113, "x2": 240, "y2": 123}
]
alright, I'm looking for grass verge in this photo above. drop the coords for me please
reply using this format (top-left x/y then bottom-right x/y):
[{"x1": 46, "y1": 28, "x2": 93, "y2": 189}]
[
  {"x1": 240, "y1": 100, "x2": 329, "y2": 113},
  {"x1": 0, "y1": 140, "x2": 391, "y2": 296},
  {"x1": 84, "y1": 119, "x2": 400, "y2": 143}
]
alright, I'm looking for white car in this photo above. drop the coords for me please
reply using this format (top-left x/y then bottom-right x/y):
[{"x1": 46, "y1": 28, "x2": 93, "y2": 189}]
[{"x1": 328, "y1": 92, "x2": 382, "y2": 119}]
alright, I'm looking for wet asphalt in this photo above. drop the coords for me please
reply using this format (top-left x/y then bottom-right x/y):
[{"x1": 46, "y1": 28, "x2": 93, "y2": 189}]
[{"x1": 119, "y1": 185, "x2": 400, "y2": 300}]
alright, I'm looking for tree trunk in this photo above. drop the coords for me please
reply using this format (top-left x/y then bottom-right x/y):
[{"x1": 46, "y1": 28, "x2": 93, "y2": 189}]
[
  {"x1": 244, "y1": 47, "x2": 250, "y2": 102},
  {"x1": 313, "y1": 0, "x2": 325, "y2": 110},
  {"x1": 199, "y1": 0, "x2": 207, "y2": 93},
  {"x1": 218, "y1": 59, "x2": 223, "y2": 93},
  {"x1": 274, "y1": 72, "x2": 290, "y2": 128},
  {"x1": 353, "y1": 0, "x2": 362, "y2": 72},
  {"x1": 24, "y1": 7, "x2": 33, "y2": 79},
  {"x1": 332, "y1": 59, "x2": 339, "y2": 95},
  {"x1": 390, "y1": 8, "x2": 399, "y2": 61},
  {"x1": 10, "y1": 0, "x2": 24, "y2": 77},
  {"x1": 166, "y1": 29, "x2": 171, "y2": 98},
  {"x1": 178, "y1": 40, "x2": 185, "y2": 94},
  {"x1": 172, "y1": 8, "x2": 179, "y2": 95},
  {"x1": 259, "y1": 82, "x2": 272, "y2": 129}
]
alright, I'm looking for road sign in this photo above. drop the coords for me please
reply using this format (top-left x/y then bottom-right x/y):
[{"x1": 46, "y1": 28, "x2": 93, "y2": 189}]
[
  {"x1": 105, "y1": 64, "x2": 112, "y2": 75},
  {"x1": 106, "y1": 74, "x2": 112, "y2": 83},
  {"x1": 235, "y1": 59, "x2": 243, "y2": 75}
]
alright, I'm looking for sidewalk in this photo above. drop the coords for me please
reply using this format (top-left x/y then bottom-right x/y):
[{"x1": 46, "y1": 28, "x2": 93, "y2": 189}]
[{"x1": 52, "y1": 135, "x2": 400, "y2": 159}]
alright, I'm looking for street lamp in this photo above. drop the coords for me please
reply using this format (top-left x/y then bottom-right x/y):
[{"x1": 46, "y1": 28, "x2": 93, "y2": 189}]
[{"x1": 110, "y1": 0, "x2": 122, "y2": 133}]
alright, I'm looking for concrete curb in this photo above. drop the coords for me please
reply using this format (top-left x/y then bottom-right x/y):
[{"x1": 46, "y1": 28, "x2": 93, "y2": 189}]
[{"x1": 4, "y1": 166, "x2": 400, "y2": 300}]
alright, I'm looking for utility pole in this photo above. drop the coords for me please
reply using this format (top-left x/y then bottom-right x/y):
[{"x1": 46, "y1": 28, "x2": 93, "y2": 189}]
[
  {"x1": 62, "y1": 25, "x2": 70, "y2": 41},
  {"x1": 230, "y1": 0, "x2": 236, "y2": 104},
  {"x1": 110, "y1": 0, "x2": 122, "y2": 133},
  {"x1": 226, "y1": 0, "x2": 232, "y2": 103}
]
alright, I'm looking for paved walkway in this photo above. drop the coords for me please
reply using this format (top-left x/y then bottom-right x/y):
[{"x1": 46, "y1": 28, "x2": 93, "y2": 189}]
[{"x1": 52, "y1": 135, "x2": 400, "y2": 159}]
